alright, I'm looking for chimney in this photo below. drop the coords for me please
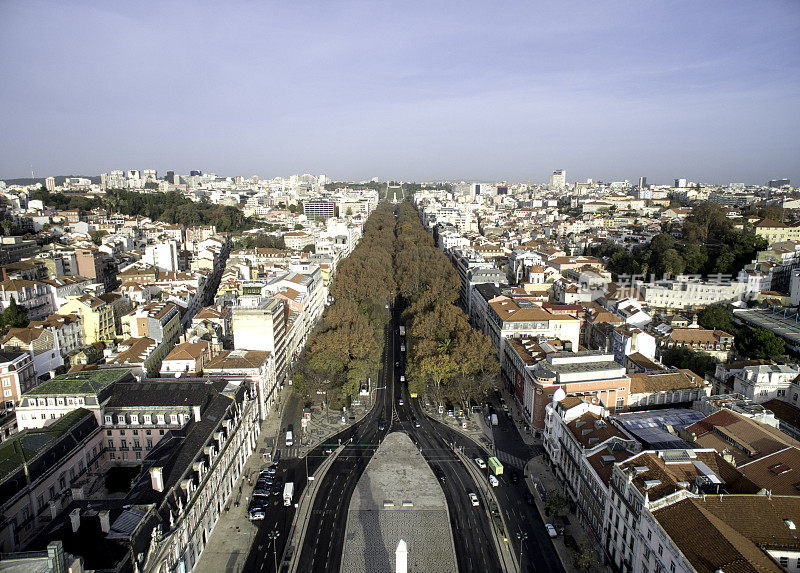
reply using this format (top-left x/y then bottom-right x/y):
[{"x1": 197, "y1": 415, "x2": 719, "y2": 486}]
[
  {"x1": 49, "y1": 499, "x2": 60, "y2": 520},
  {"x1": 150, "y1": 466, "x2": 164, "y2": 492},
  {"x1": 69, "y1": 508, "x2": 81, "y2": 533},
  {"x1": 99, "y1": 510, "x2": 111, "y2": 533},
  {"x1": 396, "y1": 539, "x2": 408, "y2": 573},
  {"x1": 71, "y1": 486, "x2": 84, "y2": 500},
  {"x1": 193, "y1": 405, "x2": 201, "y2": 422},
  {"x1": 46, "y1": 541, "x2": 64, "y2": 573}
]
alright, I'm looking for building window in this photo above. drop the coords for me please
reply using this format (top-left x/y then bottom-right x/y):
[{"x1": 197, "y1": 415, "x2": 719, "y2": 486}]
[
  {"x1": 146, "y1": 439, "x2": 153, "y2": 448},
  {"x1": 170, "y1": 414, "x2": 179, "y2": 425},
  {"x1": 110, "y1": 452, "x2": 116, "y2": 460},
  {"x1": 117, "y1": 414, "x2": 125, "y2": 425},
  {"x1": 49, "y1": 485, "x2": 56, "y2": 500},
  {"x1": 131, "y1": 414, "x2": 139, "y2": 424},
  {"x1": 107, "y1": 440, "x2": 114, "y2": 449},
  {"x1": 120, "y1": 440, "x2": 127, "y2": 449},
  {"x1": 133, "y1": 439, "x2": 140, "y2": 449},
  {"x1": 104, "y1": 415, "x2": 112, "y2": 425},
  {"x1": 144, "y1": 414, "x2": 152, "y2": 424},
  {"x1": 106, "y1": 430, "x2": 112, "y2": 436},
  {"x1": 156, "y1": 414, "x2": 165, "y2": 425},
  {"x1": 658, "y1": 545, "x2": 663, "y2": 557},
  {"x1": 670, "y1": 562, "x2": 676, "y2": 572}
]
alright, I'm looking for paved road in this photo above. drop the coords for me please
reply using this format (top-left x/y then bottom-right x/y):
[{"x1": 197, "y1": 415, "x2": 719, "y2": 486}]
[
  {"x1": 242, "y1": 294, "x2": 561, "y2": 572},
  {"x1": 292, "y1": 303, "x2": 504, "y2": 572}
]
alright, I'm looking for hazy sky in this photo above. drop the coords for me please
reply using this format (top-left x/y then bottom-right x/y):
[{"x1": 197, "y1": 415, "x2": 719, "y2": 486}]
[{"x1": 1, "y1": 1, "x2": 798, "y2": 184}]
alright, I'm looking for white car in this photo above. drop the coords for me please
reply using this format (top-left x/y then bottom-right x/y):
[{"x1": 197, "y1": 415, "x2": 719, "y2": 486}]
[
  {"x1": 489, "y1": 474, "x2": 499, "y2": 487},
  {"x1": 398, "y1": 398, "x2": 404, "y2": 406},
  {"x1": 545, "y1": 523, "x2": 557, "y2": 538},
  {"x1": 469, "y1": 493, "x2": 479, "y2": 507},
  {"x1": 475, "y1": 458, "x2": 487, "y2": 469}
]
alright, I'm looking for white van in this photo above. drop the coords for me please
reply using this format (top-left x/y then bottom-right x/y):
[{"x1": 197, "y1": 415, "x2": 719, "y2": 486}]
[{"x1": 285, "y1": 430, "x2": 293, "y2": 447}]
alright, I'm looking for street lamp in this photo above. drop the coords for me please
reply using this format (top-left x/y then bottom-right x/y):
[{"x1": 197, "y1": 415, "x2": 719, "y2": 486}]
[
  {"x1": 516, "y1": 531, "x2": 528, "y2": 568},
  {"x1": 268, "y1": 529, "x2": 280, "y2": 572}
]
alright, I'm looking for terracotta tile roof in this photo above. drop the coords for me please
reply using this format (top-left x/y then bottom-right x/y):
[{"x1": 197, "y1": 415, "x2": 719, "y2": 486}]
[
  {"x1": 628, "y1": 369, "x2": 703, "y2": 394},
  {"x1": 686, "y1": 409, "x2": 800, "y2": 465},
  {"x1": 566, "y1": 411, "x2": 628, "y2": 448},
  {"x1": 0, "y1": 326, "x2": 46, "y2": 346},
  {"x1": 620, "y1": 450, "x2": 758, "y2": 502},
  {"x1": 653, "y1": 496, "x2": 787, "y2": 573},
  {"x1": 763, "y1": 399, "x2": 800, "y2": 433},
  {"x1": 163, "y1": 341, "x2": 210, "y2": 362},
  {"x1": 666, "y1": 329, "x2": 733, "y2": 343},
  {"x1": 205, "y1": 349, "x2": 271, "y2": 371},
  {"x1": 736, "y1": 446, "x2": 800, "y2": 495}
]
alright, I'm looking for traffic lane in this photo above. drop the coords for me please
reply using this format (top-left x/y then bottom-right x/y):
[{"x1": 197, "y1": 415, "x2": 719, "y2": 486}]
[
  {"x1": 493, "y1": 481, "x2": 563, "y2": 573},
  {"x1": 295, "y1": 384, "x2": 390, "y2": 571},
  {"x1": 411, "y1": 417, "x2": 502, "y2": 573},
  {"x1": 430, "y1": 420, "x2": 564, "y2": 573},
  {"x1": 295, "y1": 440, "x2": 378, "y2": 572}
]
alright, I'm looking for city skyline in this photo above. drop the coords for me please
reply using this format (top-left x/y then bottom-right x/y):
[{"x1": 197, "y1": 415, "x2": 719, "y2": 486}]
[{"x1": 1, "y1": 1, "x2": 799, "y2": 184}]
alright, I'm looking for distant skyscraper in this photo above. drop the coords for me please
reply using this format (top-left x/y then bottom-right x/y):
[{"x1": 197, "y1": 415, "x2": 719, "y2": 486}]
[
  {"x1": 550, "y1": 170, "x2": 566, "y2": 189},
  {"x1": 45, "y1": 177, "x2": 55, "y2": 192},
  {"x1": 674, "y1": 178, "x2": 687, "y2": 188},
  {"x1": 768, "y1": 178, "x2": 790, "y2": 188},
  {"x1": 497, "y1": 185, "x2": 508, "y2": 195},
  {"x1": 190, "y1": 170, "x2": 202, "y2": 177},
  {"x1": 166, "y1": 170, "x2": 175, "y2": 182},
  {"x1": 639, "y1": 176, "x2": 647, "y2": 189}
]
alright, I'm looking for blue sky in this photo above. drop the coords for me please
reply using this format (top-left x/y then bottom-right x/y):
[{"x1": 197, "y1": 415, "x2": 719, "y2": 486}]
[{"x1": 1, "y1": 1, "x2": 798, "y2": 184}]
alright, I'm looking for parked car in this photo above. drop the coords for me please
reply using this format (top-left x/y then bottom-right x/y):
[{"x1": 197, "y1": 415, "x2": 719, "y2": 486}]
[
  {"x1": 469, "y1": 493, "x2": 480, "y2": 507},
  {"x1": 545, "y1": 523, "x2": 557, "y2": 538},
  {"x1": 475, "y1": 458, "x2": 487, "y2": 469},
  {"x1": 248, "y1": 502, "x2": 266, "y2": 520}
]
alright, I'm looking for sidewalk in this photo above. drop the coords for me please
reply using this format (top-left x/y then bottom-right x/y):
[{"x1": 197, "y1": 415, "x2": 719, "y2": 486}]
[
  {"x1": 525, "y1": 456, "x2": 608, "y2": 573},
  {"x1": 195, "y1": 411, "x2": 281, "y2": 573},
  {"x1": 196, "y1": 387, "x2": 373, "y2": 573}
]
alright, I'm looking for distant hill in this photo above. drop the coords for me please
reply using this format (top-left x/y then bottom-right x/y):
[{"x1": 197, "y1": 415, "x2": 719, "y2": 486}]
[{"x1": 1, "y1": 175, "x2": 101, "y2": 187}]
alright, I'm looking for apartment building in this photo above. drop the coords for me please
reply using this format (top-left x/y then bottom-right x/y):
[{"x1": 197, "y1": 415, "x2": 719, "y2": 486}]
[
  {"x1": 0, "y1": 408, "x2": 104, "y2": 553},
  {"x1": 231, "y1": 297, "x2": 287, "y2": 380},
  {"x1": 656, "y1": 328, "x2": 734, "y2": 362},
  {"x1": 60, "y1": 295, "x2": 115, "y2": 344},
  {"x1": 0, "y1": 279, "x2": 56, "y2": 320},
  {"x1": 205, "y1": 349, "x2": 277, "y2": 420},
  {"x1": 502, "y1": 342, "x2": 630, "y2": 429},
  {"x1": 15, "y1": 369, "x2": 133, "y2": 431},
  {"x1": 486, "y1": 296, "x2": 581, "y2": 357},
  {"x1": 0, "y1": 350, "x2": 35, "y2": 412},
  {"x1": 732, "y1": 364, "x2": 800, "y2": 405},
  {"x1": 0, "y1": 326, "x2": 63, "y2": 381},
  {"x1": 637, "y1": 277, "x2": 749, "y2": 311},
  {"x1": 130, "y1": 301, "x2": 180, "y2": 347},
  {"x1": 160, "y1": 341, "x2": 212, "y2": 378}
]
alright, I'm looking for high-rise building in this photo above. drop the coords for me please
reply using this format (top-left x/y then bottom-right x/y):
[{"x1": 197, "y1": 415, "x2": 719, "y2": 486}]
[
  {"x1": 674, "y1": 178, "x2": 687, "y2": 188},
  {"x1": 550, "y1": 169, "x2": 566, "y2": 189},
  {"x1": 45, "y1": 177, "x2": 55, "y2": 192},
  {"x1": 142, "y1": 169, "x2": 157, "y2": 181},
  {"x1": 638, "y1": 176, "x2": 647, "y2": 189},
  {"x1": 165, "y1": 170, "x2": 175, "y2": 182},
  {"x1": 768, "y1": 178, "x2": 790, "y2": 188},
  {"x1": 190, "y1": 170, "x2": 202, "y2": 177}
]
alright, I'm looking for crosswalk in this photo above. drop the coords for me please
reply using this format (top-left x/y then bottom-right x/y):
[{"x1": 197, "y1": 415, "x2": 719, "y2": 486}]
[
  {"x1": 494, "y1": 449, "x2": 528, "y2": 470},
  {"x1": 277, "y1": 446, "x2": 300, "y2": 459}
]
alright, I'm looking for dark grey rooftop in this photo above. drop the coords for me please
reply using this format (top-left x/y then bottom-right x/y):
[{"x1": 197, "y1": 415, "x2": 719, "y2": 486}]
[{"x1": 340, "y1": 432, "x2": 457, "y2": 573}]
